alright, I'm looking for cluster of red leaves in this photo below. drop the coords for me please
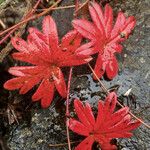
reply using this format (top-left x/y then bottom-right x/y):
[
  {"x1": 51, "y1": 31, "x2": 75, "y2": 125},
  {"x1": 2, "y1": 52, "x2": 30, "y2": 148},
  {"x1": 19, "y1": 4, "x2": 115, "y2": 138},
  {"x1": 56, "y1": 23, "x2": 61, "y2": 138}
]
[
  {"x1": 3, "y1": 1, "x2": 141, "y2": 150},
  {"x1": 4, "y1": 16, "x2": 92, "y2": 108},
  {"x1": 4, "y1": 2, "x2": 136, "y2": 108},
  {"x1": 68, "y1": 92, "x2": 141, "y2": 150},
  {"x1": 73, "y1": 2, "x2": 136, "y2": 79}
]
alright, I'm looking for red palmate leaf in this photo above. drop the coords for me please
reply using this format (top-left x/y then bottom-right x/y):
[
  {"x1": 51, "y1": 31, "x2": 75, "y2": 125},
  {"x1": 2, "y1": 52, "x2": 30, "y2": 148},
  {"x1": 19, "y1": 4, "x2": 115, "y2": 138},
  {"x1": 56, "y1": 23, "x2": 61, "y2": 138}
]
[
  {"x1": 68, "y1": 92, "x2": 141, "y2": 150},
  {"x1": 4, "y1": 16, "x2": 92, "y2": 108},
  {"x1": 72, "y1": 2, "x2": 136, "y2": 79}
]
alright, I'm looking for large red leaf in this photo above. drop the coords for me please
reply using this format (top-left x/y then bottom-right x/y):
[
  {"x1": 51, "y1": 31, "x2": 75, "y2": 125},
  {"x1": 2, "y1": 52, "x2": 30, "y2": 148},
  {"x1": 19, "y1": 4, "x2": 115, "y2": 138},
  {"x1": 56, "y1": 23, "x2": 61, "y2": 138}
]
[
  {"x1": 4, "y1": 15, "x2": 92, "y2": 108},
  {"x1": 68, "y1": 92, "x2": 141, "y2": 150},
  {"x1": 73, "y1": 2, "x2": 136, "y2": 79}
]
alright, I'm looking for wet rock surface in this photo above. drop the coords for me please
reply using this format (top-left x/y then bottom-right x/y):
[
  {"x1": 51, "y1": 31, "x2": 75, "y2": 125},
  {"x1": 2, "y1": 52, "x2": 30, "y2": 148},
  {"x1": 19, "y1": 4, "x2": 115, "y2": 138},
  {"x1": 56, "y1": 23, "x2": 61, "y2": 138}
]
[{"x1": 2, "y1": 0, "x2": 150, "y2": 150}]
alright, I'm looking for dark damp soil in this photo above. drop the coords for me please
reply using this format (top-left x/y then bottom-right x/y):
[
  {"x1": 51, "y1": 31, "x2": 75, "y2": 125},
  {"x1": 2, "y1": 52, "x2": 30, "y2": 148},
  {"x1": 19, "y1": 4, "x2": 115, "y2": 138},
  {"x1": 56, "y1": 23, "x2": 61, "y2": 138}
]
[{"x1": 0, "y1": 0, "x2": 150, "y2": 150}]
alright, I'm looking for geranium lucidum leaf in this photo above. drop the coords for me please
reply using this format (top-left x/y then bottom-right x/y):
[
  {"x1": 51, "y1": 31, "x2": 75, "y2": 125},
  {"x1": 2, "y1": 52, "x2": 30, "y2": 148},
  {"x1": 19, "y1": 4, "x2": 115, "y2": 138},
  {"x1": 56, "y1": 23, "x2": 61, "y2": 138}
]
[
  {"x1": 4, "y1": 15, "x2": 92, "y2": 108},
  {"x1": 72, "y1": 2, "x2": 136, "y2": 79},
  {"x1": 68, "y1": 92, "x2": 141, "y2": 150}
]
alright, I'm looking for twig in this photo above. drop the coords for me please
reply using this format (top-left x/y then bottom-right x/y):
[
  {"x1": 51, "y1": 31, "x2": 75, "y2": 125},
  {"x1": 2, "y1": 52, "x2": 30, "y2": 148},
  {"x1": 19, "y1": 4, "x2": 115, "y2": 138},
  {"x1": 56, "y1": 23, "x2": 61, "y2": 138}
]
[
  {"x1": 88, "y1": 63, "x2": 108, "y2": 94},
  {"x1": 0, "y1": 0, "x2": 32, "y2": 61},
  {"x1": 0, "y1": 0, "x2": 62, "y2": 62},
  {"x1": 49, "y1": 140, "x2": 80, "y2": 147},
  {"x1": 117, "y1": 101, "x2": 150, "y2": 129},
  {"x1": 0, "y1": 2, "x2": 79, "y2": 45},
  {"x1": 0, "y1": 29, "x2": 14, "y2": 45},
  {"x1": 39, "y1": 5, "x2": 76, "y2": 11},
  {"x1": 88, "y1": 63, "x2": 150, "y2": 129},
  {"x1": 0, "y1": 0, "x2": 62, "y2": 37},
  {"x1": 74, "y1": 0, "x2": 89, "y2": 15},
  {"x1": 66, "y1": 125, "x2": 71, "y2": 150},
  {"x1": 8, "y1": 105, "x2": 19, "y2": 125},
  {"x1": 27, "y1": 0, "x2": 41, "y2": 16},
  {"x1": 0, "y1": 19, "x2": 6, "y2": 29},
  {"x1": 66, "y1": 67, "x2": 73, "y2": 116},
  {"x1": 74, "y1": 0, "x2": 79, "y2": 17},
  {"x1": 0, "y1": 0, "x2": 41, "y2": 44},
  {"x1": 66, "y1": 67, "x2": 73, "y2": 150}
]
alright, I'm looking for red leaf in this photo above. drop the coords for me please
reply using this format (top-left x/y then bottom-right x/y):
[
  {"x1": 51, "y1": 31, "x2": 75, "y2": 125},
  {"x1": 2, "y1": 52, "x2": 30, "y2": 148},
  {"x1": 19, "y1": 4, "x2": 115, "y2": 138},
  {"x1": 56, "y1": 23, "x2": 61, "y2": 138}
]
[
  {"x1": 4, "y1": 77, "x2": 26, "y2": 90},
  {"x1": 76, "y1": 42, "x2": 96, "y2": 57},
  {"x1": 93, "y1": 54, "x2": 105, "y2": 79},
  {"x1": 68, "y1": 118, "x2": 90, "y2": 136},
  {"x1": 106, "y1": 107, "x2": 129, "y2": 127},
  {"x1": 8, "y1": 66, "x2": 45, "y2": 76},
  {"x1": 75, "y1": 136, "x2": 94, "y2": 150},
  {"x1": 104, "y1": 92, "x2": 117, "y2": 113},
  {"x1": 74, "y1": 99, "x2": 95, "y2": 129},
  {"x1": 68, "y1": 92, "x2": 141, "y2": 150},
  {"x1": 106, "y1": 56, "x2": 118, "y2": 79},
  {"x1": 73, "y1": 2, "x2": 136, "y2": 79},
  {"x1": 89, "y1": 2, "x2": 105, "y2": 35},
  {"x1": 72, "y1": 19, "x2": 98, "y2": 40},
  {"x1": 84, "y1": 102, "x2": 95, "y2": 126},
  {"x1": 28, "y1": 28, "x2": 52, "y2": 61},
  {"x1": 4, "y1": 15, "x2": 92, "y2": 108},
  {"x1": 32, "y1": 79, "x2": 55, "y2": 108},
  {"x1": 98, "y1": 141, "x2": 117, "y2": 150},
  {"x1": 53, "y1": 68, "x2": 67, "y2": 98},
  {"x1": 61, "y1": 30, "x2": 82, "y2": 50},
  {"x1": 94, "y1": 101, "x2": 105, "y2": 130},
  {"x1": 12, "y1": 52, "x2": 46, "y2": 65},
  {"x1": 40, "y1": 80, "x2": 55, "y2": 108},
  {"x1": 32, "y1": 80, "x2": 47, "y2": 101},
  {"x1": 19, "y1": 76, "x2": 41, "y2": 94},
  {"x1": 104, "y1": 4, "x2": 113, "y2": 38},
  {"x1": 42, "y1": 15, "x2": 58, "y2": 50},
  {"x1": 11, "y1": 37, "x2": 29, "y2": 53}
]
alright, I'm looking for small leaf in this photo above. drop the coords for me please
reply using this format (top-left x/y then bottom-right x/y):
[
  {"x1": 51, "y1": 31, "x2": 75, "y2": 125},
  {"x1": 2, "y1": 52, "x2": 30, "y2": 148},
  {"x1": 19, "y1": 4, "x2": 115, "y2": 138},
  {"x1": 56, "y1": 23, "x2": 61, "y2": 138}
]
[{"x1": 68, "y1": 92, "x2": 141, "y2": 150}]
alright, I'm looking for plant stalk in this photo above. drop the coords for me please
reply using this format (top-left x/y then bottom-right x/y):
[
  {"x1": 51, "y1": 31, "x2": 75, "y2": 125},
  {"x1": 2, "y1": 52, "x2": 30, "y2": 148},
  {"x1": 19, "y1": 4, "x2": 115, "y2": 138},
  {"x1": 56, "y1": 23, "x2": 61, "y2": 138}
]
[
  {"x1": 88, "y1": 63, "x2": 150, "y2": 129},
  {"x1": 66, "y1": 67, "x2": 73, "y2": 150}
]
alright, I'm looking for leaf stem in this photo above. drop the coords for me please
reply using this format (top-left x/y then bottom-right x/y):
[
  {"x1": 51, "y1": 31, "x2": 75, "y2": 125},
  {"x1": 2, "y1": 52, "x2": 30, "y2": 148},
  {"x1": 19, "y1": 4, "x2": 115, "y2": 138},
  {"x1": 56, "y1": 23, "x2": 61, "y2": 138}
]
[
  {"x1": 66, "y1": 67, "x2": 73, "y2": 116},
  {"x1": 88, "y1": 63, "x2": 109, "y2": 94},
  {"x1": 66, "y1": 67, "x2": 73, "y2": 150},
  {"x1": 88, "y1": 63, "x2": 150, "y2": 129}
]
